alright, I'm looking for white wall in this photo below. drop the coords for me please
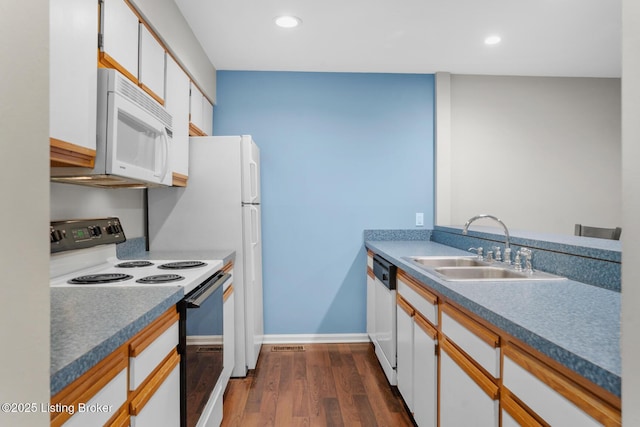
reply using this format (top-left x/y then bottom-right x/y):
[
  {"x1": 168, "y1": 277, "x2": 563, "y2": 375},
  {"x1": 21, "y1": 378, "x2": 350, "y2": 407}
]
[
  {"x1": 622, "y1": 0, "x2": 640, "y2": 423},
  {"x1": 437, "y1": 74, "x2": 621, "y2": 235},
  {"x1": 0, "y1": 1, "x2": 50, "y2": 425},
  {"x1": 50, "y1": 183, "x2": 146, "y2": 237}
]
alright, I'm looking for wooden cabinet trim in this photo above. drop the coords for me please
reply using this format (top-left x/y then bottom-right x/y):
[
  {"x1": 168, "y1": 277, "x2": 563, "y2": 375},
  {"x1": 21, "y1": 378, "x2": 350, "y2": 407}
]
[
  {"x1": 98, "y1": 51, "x2": 139, "y2": 85},
  {"x1": 367, "y1": 266, "x2": 375, "y2": 279},
  {"x1": 442, "y1": 302, "x2": 499, "y2": 348},
  {"x1": 223, "y1": 284, "x2": 234, "y2": 302},
  {"x1": 129, "y1": 307, "x2": 179, "y2": 357},
  {"x1": 414, "y1": 311, "x2": 438, "y2": 340},
  {"x1": 51, "y1": 344, "x2": 128, "y2": 426},
  {"x1": 139, "y1": 83, "x2": 165, "y2": 105},
  {"x1": 398, "y1": 269, "x2": 437, "y2": 305},
  {"x1": 504, "y1": 343, "x2": 621, "y2": 426},
  {"x1": 441, "y1": 337, "x2": 499, "y2": 400},
  {"x1": 397, "y1": 294, "x2": 414, "y2": 317},
  {"x1": 222, "y1": 261, "x2": 234, "y2": 273},
  {"x1": 189, "y1": 122, "x2": 206, "y2": 136},
  {"x1": 172, "y1": 172, "x2": 188, "y2": 187},
  {"x1": 129, "y1": 349, "x2": 180, "y2": 415},
  {"x1": 50, "y1": 138, "x2": 96, "y2": 168},
  {"x1": 501, "y1": 389, "x2": 549, "y2": 427},
  {"x1": 106, "y1": 405, "x2": 131, "y2": 427}
]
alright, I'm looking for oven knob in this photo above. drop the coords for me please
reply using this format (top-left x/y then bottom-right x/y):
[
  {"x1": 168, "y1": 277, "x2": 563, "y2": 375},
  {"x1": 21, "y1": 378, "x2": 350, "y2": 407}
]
[
  {"x1": 50, "y1": 229, "x2": 64, "y2": 243},
  {"x1": 89, "y1": 226, "x2": 102, "y2": 237},
  {"x1": 106, "y1": 224, "x2": 122, "y2": 234}
]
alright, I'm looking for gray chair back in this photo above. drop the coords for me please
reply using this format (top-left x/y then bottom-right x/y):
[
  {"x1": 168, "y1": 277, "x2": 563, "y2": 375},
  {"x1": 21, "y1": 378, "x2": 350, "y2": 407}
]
[{"x1": 574, "y1": 224, "x2": 622, "y2": 240}]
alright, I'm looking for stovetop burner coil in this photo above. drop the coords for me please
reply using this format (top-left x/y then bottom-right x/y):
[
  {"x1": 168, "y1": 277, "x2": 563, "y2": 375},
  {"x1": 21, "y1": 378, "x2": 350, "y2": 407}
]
[
  {"x1": 136, "y1": 274, "x2": 185, "y2": 284},
  {"x1": 115, "y1": 261, "x2": 155, "y2": 268},
  {"x1": 158, "y1": 261, "x2": 207, "y2": 270},
  {"x1": 68, "y1": 273, "x2": 133, "y2": 284}
]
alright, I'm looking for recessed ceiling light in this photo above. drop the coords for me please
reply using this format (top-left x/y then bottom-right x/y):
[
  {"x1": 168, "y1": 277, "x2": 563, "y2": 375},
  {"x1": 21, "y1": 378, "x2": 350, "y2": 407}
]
[
  {"x1": 484, "y1": 35, "x2": 502, "y2": 45},
  {"x1": 275, "y1": 16, "x2": 302, "y2": 29}
]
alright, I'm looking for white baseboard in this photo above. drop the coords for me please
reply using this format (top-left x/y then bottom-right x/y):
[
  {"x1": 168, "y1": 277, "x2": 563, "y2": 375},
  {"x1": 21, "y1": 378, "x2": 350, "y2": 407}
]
[
  {"x1": 186, "y1": 335, "x2": 223, "y2": 346},
  {"x1": 262, "y1": 333, "x2": 370, "y2": 344}
]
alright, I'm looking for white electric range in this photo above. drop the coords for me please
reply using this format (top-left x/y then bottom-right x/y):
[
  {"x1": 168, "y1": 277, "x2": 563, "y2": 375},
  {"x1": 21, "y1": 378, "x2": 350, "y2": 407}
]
[{"x1": 50, "y1": 218, "x2": 222, "y2": 291}]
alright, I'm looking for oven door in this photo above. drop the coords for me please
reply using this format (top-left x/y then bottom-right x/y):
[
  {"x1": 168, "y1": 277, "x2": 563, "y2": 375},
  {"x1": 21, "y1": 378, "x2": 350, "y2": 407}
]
[{"x1": 179, "y1": 271, "x2": 229, "y2": 427}]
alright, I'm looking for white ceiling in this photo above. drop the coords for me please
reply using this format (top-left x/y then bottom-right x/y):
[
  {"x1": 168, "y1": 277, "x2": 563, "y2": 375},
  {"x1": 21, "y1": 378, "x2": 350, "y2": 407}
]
[{"x1": 174, "y1": 0, "x2": 621, "y2": 78}]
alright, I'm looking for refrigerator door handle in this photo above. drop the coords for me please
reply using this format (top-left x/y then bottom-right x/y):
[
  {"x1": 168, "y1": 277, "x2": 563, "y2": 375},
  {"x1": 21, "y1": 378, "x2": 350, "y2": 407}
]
[
  {"x1": 251, "y1": 205, "x2": 259, "y2": 246},
  {"x1": 249, "y1": 160, "x2": 258, "y2": 202}
]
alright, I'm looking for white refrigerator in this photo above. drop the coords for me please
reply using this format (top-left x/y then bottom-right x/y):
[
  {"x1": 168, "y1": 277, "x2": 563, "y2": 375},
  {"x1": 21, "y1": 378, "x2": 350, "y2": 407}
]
[{"x1": 148, "y1": 135, "x2": 263, "y2": 377}]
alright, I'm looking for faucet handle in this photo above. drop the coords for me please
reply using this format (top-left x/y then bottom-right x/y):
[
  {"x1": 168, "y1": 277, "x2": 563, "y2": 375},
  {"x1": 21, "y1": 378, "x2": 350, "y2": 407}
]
[
  {"x1": 520, "y1": 248, "x2": 533, "y2": 273},
  {"x1": 492, "y1": 246, "x2": 502, "y2": 262},
  {"x1": 468, "y1": 247, "x2": 483, "y2": 259}
]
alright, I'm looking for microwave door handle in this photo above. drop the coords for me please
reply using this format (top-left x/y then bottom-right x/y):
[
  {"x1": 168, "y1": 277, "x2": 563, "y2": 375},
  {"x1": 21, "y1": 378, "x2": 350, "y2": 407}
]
[{"x1": 156, "y1": 127, "x2": 170, "y2": 180}]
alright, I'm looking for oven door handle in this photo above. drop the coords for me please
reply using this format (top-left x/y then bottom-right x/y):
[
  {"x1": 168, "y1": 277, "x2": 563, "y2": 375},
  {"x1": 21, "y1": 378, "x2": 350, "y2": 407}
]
[{"x1": 185, "y1": 273, "x2": 230, "y2": 308}]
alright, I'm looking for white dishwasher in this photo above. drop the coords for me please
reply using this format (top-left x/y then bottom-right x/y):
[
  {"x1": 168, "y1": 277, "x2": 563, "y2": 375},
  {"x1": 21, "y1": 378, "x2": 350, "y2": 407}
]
[{"x1": 371, "y1": 254, "x2": 398, "y2": 386}]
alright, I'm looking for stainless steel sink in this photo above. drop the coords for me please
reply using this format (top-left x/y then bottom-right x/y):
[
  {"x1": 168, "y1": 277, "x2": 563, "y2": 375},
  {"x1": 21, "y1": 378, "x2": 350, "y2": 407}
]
[
  {"x1": 433, "y1": 266, "x2": 566, "y2": 282},
  {"x1": 403, "y1": 256, "x2": 566, "y2": 282},
  {"x1": 404, "y1": 256, "x2": 486, "y2": 268}
]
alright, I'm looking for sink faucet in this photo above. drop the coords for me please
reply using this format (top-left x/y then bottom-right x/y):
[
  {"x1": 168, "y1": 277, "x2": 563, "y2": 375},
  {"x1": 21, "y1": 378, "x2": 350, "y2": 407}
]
[{"x1": 462, "y1": 214, "x2": 511, "y2": 251}]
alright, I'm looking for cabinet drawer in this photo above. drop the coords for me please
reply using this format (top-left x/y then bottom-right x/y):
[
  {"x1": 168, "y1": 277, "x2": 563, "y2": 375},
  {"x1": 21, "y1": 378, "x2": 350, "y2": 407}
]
[
  {"x1": 501, "y1": 390, "x2": 548, "y2": 427},
  {"x1": 440, "y1": 338, "x2": 499, "y2": 427},
  {"x1": 397, "y1": 270, "x2": 437, "y2": 325},
  {"x1": 62, "y1": 368, "x2": 127, "y2": 427},
  {"x1": 441, "y1": 303, "x2": 500, "y2": 378},
  {"x1": 367, "y1": 251, "x2": 374, "y2": 269},
  {"x1": 503, "y1": 344, "x2": 619, "y2": 426},
  {"x1": 130, "y1": 350, "x2": 180, "y2": 426},
  {"x1": 51, "y1": 345, "x2": 128, "y2": 427},
  {"x1": 129, "y1": 309, "x2": 179, "y2": 391}
]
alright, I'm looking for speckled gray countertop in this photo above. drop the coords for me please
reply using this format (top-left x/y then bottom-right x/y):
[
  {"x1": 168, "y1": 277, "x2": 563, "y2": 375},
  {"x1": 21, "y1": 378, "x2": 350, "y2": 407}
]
[
  {"x1": 50, "y1": 286, "x2": 183, "y2": 396},
  {"x1": 365, "y1": 240, "x2": 621, "y2": 397}
]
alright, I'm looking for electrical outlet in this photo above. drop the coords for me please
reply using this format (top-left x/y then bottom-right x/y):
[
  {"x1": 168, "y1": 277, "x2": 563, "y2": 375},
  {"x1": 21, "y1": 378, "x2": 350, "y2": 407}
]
[{"x1": 416, "y1": 212, "x2": 424, "y2": 227}]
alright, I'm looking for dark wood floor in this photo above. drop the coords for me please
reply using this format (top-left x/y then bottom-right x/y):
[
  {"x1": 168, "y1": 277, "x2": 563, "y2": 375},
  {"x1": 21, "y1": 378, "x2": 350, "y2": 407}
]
[{"x1": 222, "y1": 343, "x2": 415, "y2": 427}]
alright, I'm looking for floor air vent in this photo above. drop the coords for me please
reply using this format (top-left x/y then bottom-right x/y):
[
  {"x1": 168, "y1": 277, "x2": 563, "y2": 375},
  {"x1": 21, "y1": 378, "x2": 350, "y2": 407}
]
[
  {"x1": 271, "y1": 345, "x2": 305, "y2": 352},
  {"x1": 197, "y1": 345, "x2": 223, "y2": 353}
]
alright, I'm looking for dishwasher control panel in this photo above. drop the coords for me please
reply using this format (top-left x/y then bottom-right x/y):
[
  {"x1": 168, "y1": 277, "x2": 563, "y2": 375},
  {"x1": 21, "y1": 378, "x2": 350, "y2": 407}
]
[{"x1": 373, "y1": 254, "x2": 397, "y2": 290}]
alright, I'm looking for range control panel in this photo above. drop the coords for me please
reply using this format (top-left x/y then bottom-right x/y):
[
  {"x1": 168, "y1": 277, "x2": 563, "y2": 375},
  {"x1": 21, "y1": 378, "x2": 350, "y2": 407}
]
[{"x1": 50, "y1": 217, "x2": 126, "y2": 253}]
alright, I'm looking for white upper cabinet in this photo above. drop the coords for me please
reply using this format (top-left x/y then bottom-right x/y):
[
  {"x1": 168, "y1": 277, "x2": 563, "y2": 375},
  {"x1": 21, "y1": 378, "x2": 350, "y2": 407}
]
[
  {"x1": 50, "y1": 0, "x2": 98, "y2": 163},
  {"x1": 165, "y1": 54, "x2": 190, "y2": 184},
  {"x1": 99, "y1": 0, "x2": 139, "y2": 82},
  {"x1": 203, "y1": 97, "x2": 214, "y2": 136},
  {"x1": 138, "y1": 24, "x2": 165, "y2": 104},
  {"x1": 189, "y1": 82, "x2": 213, "y2": 136},
  {"x1": 189, "y1": 81, "x2": 205, "y2": 135}
]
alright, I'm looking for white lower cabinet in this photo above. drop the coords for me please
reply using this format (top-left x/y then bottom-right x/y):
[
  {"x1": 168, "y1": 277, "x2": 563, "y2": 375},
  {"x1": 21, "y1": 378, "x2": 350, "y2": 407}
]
[
  {"x1": 62, "y1": 368, "x2": 128, "y2": 427},
  {"x1": 440, "y1": 339, "x2": 499, "y2": 427},
  {"x1": 503, "y1": 345, "x2": 610, "y2": 426},
  {"x1": 396, "y1": 297, "x2": 414, "y2": 409},
  {"x1": 412, "y1": 315, "x2": 437, "y2": 427},
  {"x1": 396, "y1": 295, "x2": 437, "y2": 427},
  {"x1": 51, "y1": 307, "x2": 180, "y2": 427},
  {"x1": 500, "y1": 391, "x2": 545, "y2": 427},
  {"x1": 130, "y1": 356, "x2": 180, "y2": 427}
]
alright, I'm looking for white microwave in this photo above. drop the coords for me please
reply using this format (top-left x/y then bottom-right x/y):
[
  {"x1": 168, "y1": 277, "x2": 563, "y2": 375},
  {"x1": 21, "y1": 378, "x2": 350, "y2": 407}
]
[{"x1": 51, "y1": 68, "x2": 173, "y2": 188}]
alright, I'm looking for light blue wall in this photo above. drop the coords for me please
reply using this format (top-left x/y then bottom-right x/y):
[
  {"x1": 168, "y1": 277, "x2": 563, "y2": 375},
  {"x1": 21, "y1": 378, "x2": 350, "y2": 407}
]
[{"x1": 214, "y1": 71, "x2": 435, "y2": 335}]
